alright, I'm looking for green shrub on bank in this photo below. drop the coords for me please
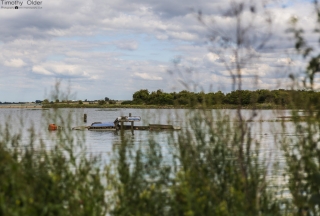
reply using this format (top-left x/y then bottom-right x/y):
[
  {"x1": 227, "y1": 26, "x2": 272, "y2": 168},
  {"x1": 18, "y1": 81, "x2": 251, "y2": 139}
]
[{"x1": 130, "y1": 89, "x2": 318, "y2": 108}]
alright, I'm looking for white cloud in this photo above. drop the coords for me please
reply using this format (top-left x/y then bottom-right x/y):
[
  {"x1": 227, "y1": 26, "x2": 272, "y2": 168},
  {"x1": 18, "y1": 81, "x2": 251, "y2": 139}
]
[
  {"x1": 0, "y1": 0, "x2": 316, "y2": 101},
  {"x1": 32, "y1": 65, "x2": 53, "y2": 75},
  {"x1": 4, "y1": 58, "x2": 26, "y2": 67},
  {"x1": 156, "y1": 34, "x2": 169, "y2": 40},
  {"x1": 277, "y1": 58, "x2": 293, "y2": 65},
  {"x1": 115, "y1": 41, "x2": 138, "y2": 51},
  {"x1": 32, "y1": 62, "x2": 96, "y2": 79},
  {"x1": 134, "y1": 72, "x2": 163, "y2": 80},
  {"x1": 206, "y1": 53, "x2": 220, "y2": 62}
]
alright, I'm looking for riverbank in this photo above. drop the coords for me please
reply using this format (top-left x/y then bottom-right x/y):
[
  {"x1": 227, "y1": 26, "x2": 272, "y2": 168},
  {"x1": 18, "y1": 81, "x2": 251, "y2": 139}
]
[
  {"x1": 41, "y1": 103, "x2": 290, "y2": 109},
  {"x1": 0, "y1": 102, "x2": 294, "y2": 109},
  {"x1": 0, "y1": 104, "x2": 42, "y2": 108}
]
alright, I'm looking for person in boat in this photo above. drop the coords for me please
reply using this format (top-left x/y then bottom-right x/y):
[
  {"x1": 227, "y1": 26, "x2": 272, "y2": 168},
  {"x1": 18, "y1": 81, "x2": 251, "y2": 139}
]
[{"x1": 114, "y1": 117, "x2": 121, "y2": 130}]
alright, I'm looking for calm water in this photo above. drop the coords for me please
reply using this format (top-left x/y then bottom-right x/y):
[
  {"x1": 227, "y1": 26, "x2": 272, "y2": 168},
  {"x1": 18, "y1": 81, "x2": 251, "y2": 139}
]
[
  {"x1": 0, "y1": 108, "x2": 297, "y2": 166},
  {"x1": 0, "y1": 108, "x2": 301, "y2": 200}
]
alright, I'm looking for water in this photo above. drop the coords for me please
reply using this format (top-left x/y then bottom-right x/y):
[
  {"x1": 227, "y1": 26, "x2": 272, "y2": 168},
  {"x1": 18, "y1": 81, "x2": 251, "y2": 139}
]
[
  {"x1": 0, "y1": 107, "x2": 303, "y2": 199},
  {"x1": 0, "y1": 108, "x2": 297, "y2": 165},
  {"x1": 0, "y1": 108, "x2": 182, "y2": 159}
]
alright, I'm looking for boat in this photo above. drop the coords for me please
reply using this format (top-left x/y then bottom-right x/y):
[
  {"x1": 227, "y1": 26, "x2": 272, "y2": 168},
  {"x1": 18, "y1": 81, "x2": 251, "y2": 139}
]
[
  {"x1": 72, "y1": 114, "x2": 180, "y2": 131},
  {"x1": 88, "y1": 122, "x2": 117, "y2": 131}
]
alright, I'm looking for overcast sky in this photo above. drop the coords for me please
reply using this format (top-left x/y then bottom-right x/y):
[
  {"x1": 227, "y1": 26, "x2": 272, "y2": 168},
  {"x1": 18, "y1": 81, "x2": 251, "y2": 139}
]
[{"x1": 0, "y1": 0, "x2": 317, "y2": 102}]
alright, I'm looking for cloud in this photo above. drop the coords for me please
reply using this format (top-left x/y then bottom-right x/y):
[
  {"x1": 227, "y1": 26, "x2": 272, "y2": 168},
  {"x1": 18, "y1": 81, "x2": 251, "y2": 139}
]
[
  {"x1": 206, "y1": 53, "x2": 220, "y2": 63},
  {"x1": 134, "y1": 72, "x2": 163, "y2": 80},
  {"x1": 115, "y1": 40, "x2": 138, "y2": 51},
  {"x1": 168, "y1": 31, "x2": 198, "y2": 41},
  {"x1": 32, "y1": 65, "x2": 53, "y2": 75},
  {"x1": 31, "y1": 61, "x2": 100, "y2": 80},
  {"x1": 4, "y1": 58, "x2": 26, "y2": 67},
  {"x1": 0, "y1": 0, "x2": 316, "y2": 101}
]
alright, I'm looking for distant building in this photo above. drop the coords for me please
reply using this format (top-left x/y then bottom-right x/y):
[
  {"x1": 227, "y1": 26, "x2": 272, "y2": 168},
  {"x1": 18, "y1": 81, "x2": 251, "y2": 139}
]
[
  {"x1": 105, "y1": 97, "x2": 110, "y2": 101},
  {"x1": 35, "y1": 100, "x2": 42, "y2": 104}
]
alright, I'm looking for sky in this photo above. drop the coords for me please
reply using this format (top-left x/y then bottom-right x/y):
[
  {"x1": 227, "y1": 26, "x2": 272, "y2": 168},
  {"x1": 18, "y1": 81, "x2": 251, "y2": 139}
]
[{"x1": 0, "y1": 0, "x2": 317, "y2": 102}]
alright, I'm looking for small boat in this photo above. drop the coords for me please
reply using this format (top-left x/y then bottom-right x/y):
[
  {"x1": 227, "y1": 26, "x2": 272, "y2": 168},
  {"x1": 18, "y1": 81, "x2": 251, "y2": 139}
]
[
  {"x1": 72, "y1": 115, "x2": 181, "y2": 131},
  {"x1": 88, "y1": 122, "x2": 117, "y2": 131}
]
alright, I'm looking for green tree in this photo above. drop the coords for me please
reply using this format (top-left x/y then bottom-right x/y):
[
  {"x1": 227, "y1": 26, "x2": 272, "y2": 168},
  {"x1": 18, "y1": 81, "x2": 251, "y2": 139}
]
[
  {"x1": 42, "y1": 99, "x2": 49, "y2": 104},
  {"x1": 148, "y1": 90, "x2": 174, "y2": 105},
  {"x1": 133, "y1": 89, "x2": 150, "y2": 104},
  {"x1": 98, "y1": 100, "x2": 106, "y2": 105}
]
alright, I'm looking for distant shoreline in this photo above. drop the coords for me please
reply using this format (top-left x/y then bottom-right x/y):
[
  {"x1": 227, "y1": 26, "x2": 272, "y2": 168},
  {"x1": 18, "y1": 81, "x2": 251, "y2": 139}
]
[
  {"x1": 0, "y1": 103, "x2": 293, "y2": 109},
  {"x1": 40, "y1": 103, "x2": 290, "y2": 109},
  {"x1": 0, "y1": 104, "x2": 43, "y2": 109}
]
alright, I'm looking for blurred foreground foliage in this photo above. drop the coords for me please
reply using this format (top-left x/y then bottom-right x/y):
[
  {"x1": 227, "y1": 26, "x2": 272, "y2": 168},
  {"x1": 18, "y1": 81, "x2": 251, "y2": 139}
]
[
  {"x1": 3, "y1": 94, "x2": 320, "y2": 215},
  {"x1": 107, "y1": 109, "x2": 283, "y2": 215},
  {"x1": 4, "y1": 1, "x2": 320, "y2": 216},
  {"x1": 0, "y1": 88, "x2": 108, "y2": 215}
]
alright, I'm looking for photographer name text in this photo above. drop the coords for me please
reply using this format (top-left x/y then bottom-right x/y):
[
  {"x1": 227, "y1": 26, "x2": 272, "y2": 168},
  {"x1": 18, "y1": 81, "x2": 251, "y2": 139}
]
[{"x1": 1, "y1": 0, "x2": 42, "y2": 6}]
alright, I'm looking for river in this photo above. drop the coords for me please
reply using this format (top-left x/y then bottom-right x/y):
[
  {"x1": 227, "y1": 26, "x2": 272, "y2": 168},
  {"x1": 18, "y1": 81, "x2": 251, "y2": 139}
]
[{"x1": 0, "y1": 108, "x2": 299, "y2": 167}]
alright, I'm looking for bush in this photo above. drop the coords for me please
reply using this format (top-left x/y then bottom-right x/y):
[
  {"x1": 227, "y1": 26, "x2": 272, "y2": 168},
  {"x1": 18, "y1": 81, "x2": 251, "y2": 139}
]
[
  {"x1": 42, "y1": 99, "x2": 49, "y2": 104},
  {"x1": 98, "y1": 100, "x2": 106, "y2": 105},
  {"x1": 121, "y1": 100, "x2": 132, "y2": 105},
  {"x1": 0, "y1": 101, "x2": 107, "y2": 215},
  {"x1": 106, "y1": 109, "x2": 281, "y2": 215}
]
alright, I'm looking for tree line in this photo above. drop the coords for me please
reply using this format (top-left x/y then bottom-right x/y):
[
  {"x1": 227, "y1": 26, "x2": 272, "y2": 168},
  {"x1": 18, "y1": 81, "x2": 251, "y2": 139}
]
[{"x1": 124, "y1": 89, "x2": 320, "y2": 107}]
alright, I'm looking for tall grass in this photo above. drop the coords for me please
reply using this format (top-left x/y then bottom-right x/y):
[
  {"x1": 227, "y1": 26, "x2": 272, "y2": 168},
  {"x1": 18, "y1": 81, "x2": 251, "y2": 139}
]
[
  {"x1": 3, "y1": 1, "x2": 320, "y2": 215},
  {"x1": 1, "y1": 76, "x2": 319, "y2": 216},
  {"x1": 0, "y1": 83, "x2": 107, "y2": 215},
  {"x1": 106, "y1": 108, "x2": 283, "y2": 215}
]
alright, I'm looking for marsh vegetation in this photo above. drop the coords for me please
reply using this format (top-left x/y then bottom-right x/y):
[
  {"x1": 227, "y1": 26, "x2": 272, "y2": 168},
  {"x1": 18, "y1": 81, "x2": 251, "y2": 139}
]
[{"x1": 3, "y1": 1, "x2": 320, "y2": 215}]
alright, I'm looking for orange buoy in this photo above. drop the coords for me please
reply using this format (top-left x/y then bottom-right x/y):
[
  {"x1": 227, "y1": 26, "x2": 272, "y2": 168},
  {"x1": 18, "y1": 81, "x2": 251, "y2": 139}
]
[{"x1": 48, "y1": 124, "x2": 58, "y2": 131}]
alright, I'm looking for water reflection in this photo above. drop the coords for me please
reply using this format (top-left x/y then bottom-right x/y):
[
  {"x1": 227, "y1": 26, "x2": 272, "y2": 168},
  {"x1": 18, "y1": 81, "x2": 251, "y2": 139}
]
[{"x1": 0, "y1": 108, "x2": 297, "y2": 161}]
